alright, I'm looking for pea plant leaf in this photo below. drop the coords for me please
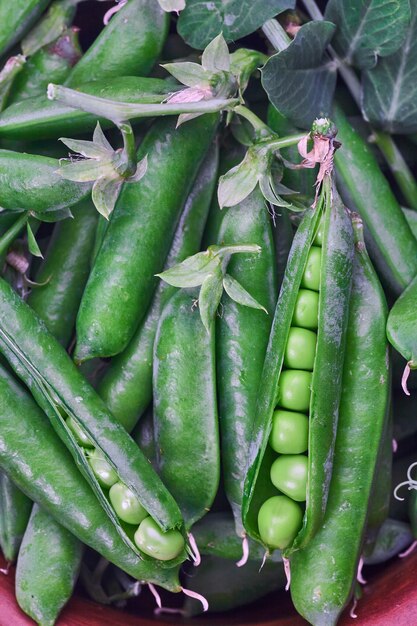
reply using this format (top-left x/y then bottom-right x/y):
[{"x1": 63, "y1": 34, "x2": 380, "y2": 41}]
[
  {"x1": 324, "y1": 0, "x2": 411, "y2": 70},
  {"x1": 26, "y1": 223, "x2": 43, "y2": 258},
  {"x1": 177, "y1": 0, "x2": 295, "y2": 49},
  {"x1": 361, "y1": 4, "x2": 417, "y2": 134},
  {"x1": 261, "y1": 21, "x2": 337, "y2": 129},
  {"x1": 223, "y1": 274, "x2": 267, "y2": 312}
]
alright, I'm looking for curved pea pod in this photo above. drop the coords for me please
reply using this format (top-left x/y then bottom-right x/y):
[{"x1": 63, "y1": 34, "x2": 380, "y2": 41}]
[
  {"x1": 0, "y1": 362, "x2": 181, "y2": 591},
  {"x1": 363, "y1": 519, "x2": 413, "y2": 566},
  {"x1": 216, "y1": 188, "x2": 277, "y2": 539},
  {"x1": 290, "y1": 215, "x2": 390, "y2": 626},
  {"x1": 0, "y1": 150, "x2": 91, "y2": 213},
  {"x1": 132, "y1": 410, "x2": 157, "y2": 469},
  {"x1": 0, "y1": 77, "x2": 177, "y2": 141},
  {"x1": 75, "y1": 114, "x2": 218, "y2": 362},
  {"x1": 8, "y1": 28, "x2": 81, "y2": 105},
  {"x1": 333, "y1": 104, "x2": 417, "y2": 295},
  {"x1": 97, "y1": 143, "x2": 219, "y2": 431},
  {"x1": 65, "y1": 0, "x2": 168, "y2": 86},
  {"x1": 15, "y1": 504, "x2": 84, "y2": 626},
  {"x1": 0, "y1": 277, "x2": 186, "y2": 565},
  {"x1": 243, "y1": 187, "x2": 354, "y2": 556},
  {"x1": 0, "y1": 0, "x2": 51, "y2": 56},
  {"x1": 0, "y1": 472, "x2": 32, "y2": 563},
  {"x1": 153, "y1": 289, "x2": 220, "y2": 531},
  {"x1": 27, "y1": 200, "x2": 98, "y2": 347},
  {"x1": 402, "y1": 206, "x2": 417, "y2": 240},
  {"x1": 387, "y1": 275, "x2": 417, "y2": 393}
]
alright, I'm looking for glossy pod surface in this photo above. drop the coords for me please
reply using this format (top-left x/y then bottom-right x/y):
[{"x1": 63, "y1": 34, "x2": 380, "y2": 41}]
[
  {"x1": 0, "y1": 77, "x2": 177, "y2": 140},
  {"x1": 0, "y1": 278, "x2": 185, "y2": 552},
  {"x1": 0, "y1": 150, "x2": 91, "y2": 213},
  {"x1": 216, "y1": 188, "x2": 277, "y2": 536},
  {"x1": 0, "y1": 363, "x2": 181, "y2": 591},
  {"x1": 154, "y1": 289, "x2": 220, "y2": 529},
  {"x1": 0, "y1": 473, "x2": 32, "y2": 563},
  {"x1": 65, "y1": 0, "x2": 168, "y2": 86},
  {"x1": 15, "y1": 504, "x2": 84, "y2": 626},
  {"x1": 97, "y1": 143, "x2": 219, "y2": 431},
  {"x1": 0, "y1": 0, "x2": 50, "y2": 56},
  {"x1": 291, "y1": 217, "x2": 390, "y2": 625},
  {"x1": 387, "y1": 273, "x2": 417, "y2": 371},
  {"x1": 75, "y1": 114, "x2": 218, "y2": 361},
  {"x1": 28, "y1": 200, "x2": 98, "y2": 347},
  {"x1": 243, "y1": 189, "x2": 354, "y2": 556}
]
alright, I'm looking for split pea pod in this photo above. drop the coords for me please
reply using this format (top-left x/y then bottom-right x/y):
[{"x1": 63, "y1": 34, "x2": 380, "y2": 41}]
[
  {"x1": 243, "y1": 183, "x2": 354, "y2": 556},
  {"x1": 27, "y1": 200, "x2": 98, "y2": 347},
  {"x1": 0, "y1": 0, "x2": 51, "y2": 57},
  {"x1": 0, "y1": 362, "x2": 181, "y2": 591},
  {"x1": 15, "y1": 504, "x2": 84, "y2": 626},
  {"x1": 290, "y1": 216, "x2": 390, "y2": 626},
  {"x1": 0, "y1": 277, "x2": 186, "y2": 564},
  {"x1": 153, "y1": 288, "x2": 220, "y2": 533},
  {"x1": 97, "y1": 143, "x2": 219, "y2": 431},
  {"x1": 216, "y1": 188, "x2": 277, "y2": 541},
  {"x1": 387, "y1": 274, "x2": 417, "y2": 393},
  {"x1": 8, "y1": 27, "x2": 81, "y2": 105},
  {"x1": 0, "y1": 77, "x2": 178, "y2": 140},
  {"x1": 333, "y1": 104, "x2": 417, "y2": 295},
  {"x1": 0, "y1": 472, "x2": 32, "y2": 563},
  {"x1": 65, "y1": 0, "x2": 168, "y2": 86},
  {"x1": 75, "y1": 114, "x2": 218, "y2": 362},
  {"x1": 0, "y1": 150, "x2": 91, "y2": 213}
]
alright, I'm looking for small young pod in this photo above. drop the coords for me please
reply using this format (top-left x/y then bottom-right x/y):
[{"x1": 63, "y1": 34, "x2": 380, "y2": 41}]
[
  {"x1": 0, "y1": 472, "x2": 32, "y2": 563},
  {"x1": 290, "y1": 216, "x2": 390, "y2": 625},
  {"x1": 243, "y1": 183, "x2": 354, "y2": 557},
  {"x1": 387, "y1": 274, "x2": 417, "y2": 394}
]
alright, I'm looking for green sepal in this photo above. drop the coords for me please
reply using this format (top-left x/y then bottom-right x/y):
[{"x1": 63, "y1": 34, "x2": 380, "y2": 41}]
[
  {"x1": 26, "y1": 222, "x2": 43, "y2": 258},
  {"x1": 199, "y1": 265, "x2": 224, "y2": 332},
  {"x1": 158, "y1": 0, "x2": 185, "y2": 12},
  {"x1": 223, "y1": 273, "x2": 267, "y2": 313}
]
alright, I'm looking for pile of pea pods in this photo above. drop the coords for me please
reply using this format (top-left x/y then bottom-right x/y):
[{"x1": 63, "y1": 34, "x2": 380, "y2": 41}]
[{"x1": 1, "y1": 2, "x2": 417, "y2": 626}]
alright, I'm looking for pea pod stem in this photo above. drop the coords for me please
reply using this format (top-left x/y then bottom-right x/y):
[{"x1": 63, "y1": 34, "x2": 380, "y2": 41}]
[
  {"x1": 114, "y1": 121, "x2": 137, "y2": 178},
  {"x1": 261, "y1": 19, "x2": 291, "y2": 52},
  {"x1": 47, "y1": 83, "x2": 239, "y2": 123}
]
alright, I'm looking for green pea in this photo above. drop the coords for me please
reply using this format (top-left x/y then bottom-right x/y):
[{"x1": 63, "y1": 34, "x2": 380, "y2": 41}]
[
  {"x1": 88, "y1": 449, "x2": 118, "y2": 489},
  {"x1": 258, "y1": 495, "x2": 303, "y2": 550},
  {"x1": 270, "y1": 455, "x2": 308, "y2": 502},
  {"x1": 66, "y1": 417, "x2": 94, "y2": 448},
  {"x1": 313, "y1": 220, "x2": 324, "y2": 246},
  {"x1": 109, "y1": 482, "x2": 148, "y2": 525},
  {"x1": 278, "y1": 370, "x2": 312, "y2": 412},
  {"x1": 284, "y1": 328, "x2": 317, "y2": 371},
  {"x1": 270, "y1": 410, "x2": 309, "y2": 454},
  {"x1": 301, "y1": 246, "x2": 321, "y2": 291},
  {"x1": 134, "y1": 516, "x2": 185, "y2": 561},
  {"x1": 293, "y1": 289, "x2": 319, "y2": 330}
]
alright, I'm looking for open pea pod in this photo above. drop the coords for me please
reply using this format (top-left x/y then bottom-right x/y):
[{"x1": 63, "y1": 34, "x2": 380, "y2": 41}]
[
  {"x1": 242, "y1": 183, "x2": 354, "y2": 557},
  {"x1": 0, "y1": 278, "x2": 187, "y2": 566}
]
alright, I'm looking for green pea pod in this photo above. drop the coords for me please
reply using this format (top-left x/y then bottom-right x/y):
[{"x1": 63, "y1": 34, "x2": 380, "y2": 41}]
[
  {"x1": 0, "y1": 277, "x2": 186, "y2": 564},
  {"x1": 65, "y1": 0, "x2": 168, "y2": 86},
  {"x1": 97, "y1": 142, "x2": 219, "y2": 431},
  {"x1": 0, "y1": 0, "x2": 51, "y2": 56},
  {"x1": 15, "y1": 503, "x2": 84, "y2": 626},
  {"x1": 154, "y1": 289, "x2": 220, "y2": 531},
  {"x1": 0, "y1": 472, "x2": 32, "y2": 563},
  {"x1": 75, "y1": 114, "x2": 218, "y2": 362},
  {"x1": 0, "y1": 76, "x2": 178, "y2": 140},
  {"x1": 0, "y1": 150, "x2": 91, "y2": 213},
  {"x1": 216, "y1": 188, "x2": 277, "y2": 540},
  {"x1": 0, "y1": 362, "x2": 180, "y2": 591},
  {"x1": 387, "y1": 275, "x2": 417, "y2": 392},
  {"x1": 132, "y1": 410, "x2": 157, "y2": 469},
  {"x1": 243, "y1": 185, "x2": 354, "y2": 556},
  {"x1": 363, "y1": 519, "x2": 413, "y2": 566},
  {"x1": 333, "y1": 104, "x2": 417, "y2": 295},
  {"x1": 27, "y1": 200, "x2": 98, "y2": 347},
  {"x1": 8, "y1": 28, "x2": 81, "y2": 105},
  {"x1": 363, "y1": 409, "x2": 393, "y2": 557},
  {"x1": 290, "y1": 215, "x2": 390, "y2": 626},
  {"x1": 273, "y1": 206, "x2": 294, "y2": 288},
  {"x1": 402, "y1": 206, "x2": 417, "y2": 240}
]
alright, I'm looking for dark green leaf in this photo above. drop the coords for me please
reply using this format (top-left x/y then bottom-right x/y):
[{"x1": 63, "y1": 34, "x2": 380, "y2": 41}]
[
  {"x1": 177, "y1": 0, "x2": 295, "y2": 49},
  {"x1": 261, "y1": 21, "x2": 337, "y2": 129},
  {"x1": 26, "y1": 223, "x2": 43, "y2": 258},
  {"x1": 362, "y1": 4, "x2": 417, "y2": 134},
  {"x1": 325, "y1": 0, "x2": 411, "y2": 69}
]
